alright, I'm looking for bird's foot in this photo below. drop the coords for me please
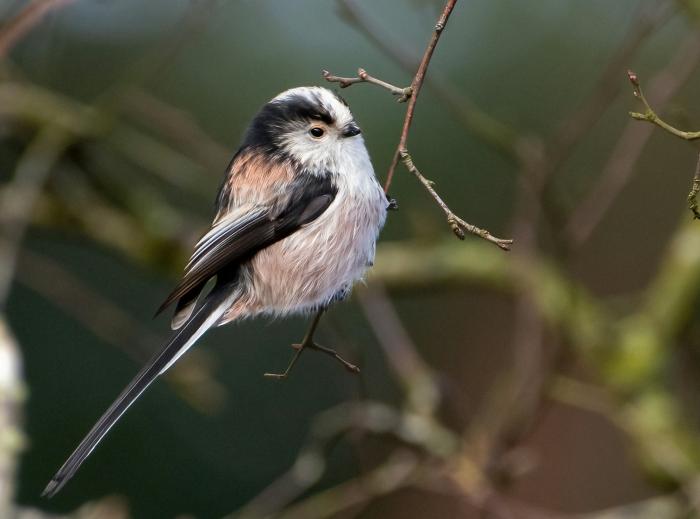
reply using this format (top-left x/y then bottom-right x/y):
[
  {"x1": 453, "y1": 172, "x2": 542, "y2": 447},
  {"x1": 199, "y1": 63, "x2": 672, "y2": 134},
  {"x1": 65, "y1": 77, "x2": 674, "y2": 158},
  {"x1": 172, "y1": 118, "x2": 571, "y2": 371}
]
[
  {"x1": 264, "y1": 311, "x2": 360, "y2": 379},
  {"x1": 300, "y1": 341, "x2": 360, "y2": 373}
]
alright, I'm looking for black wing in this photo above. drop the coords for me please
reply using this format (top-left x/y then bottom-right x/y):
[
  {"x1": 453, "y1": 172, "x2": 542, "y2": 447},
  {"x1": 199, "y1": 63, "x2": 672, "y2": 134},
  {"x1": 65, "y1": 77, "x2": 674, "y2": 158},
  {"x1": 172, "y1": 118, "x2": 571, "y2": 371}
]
[{"x1": 156, "y1": 176, "x2": 336, "y2": 317}]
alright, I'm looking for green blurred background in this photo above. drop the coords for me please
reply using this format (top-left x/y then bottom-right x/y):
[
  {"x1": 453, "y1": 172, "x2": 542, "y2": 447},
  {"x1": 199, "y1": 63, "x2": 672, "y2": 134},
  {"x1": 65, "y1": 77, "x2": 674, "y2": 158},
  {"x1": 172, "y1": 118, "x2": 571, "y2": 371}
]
[{"x1": 2, "y1": 0, "x2": 700, "y2": 518}]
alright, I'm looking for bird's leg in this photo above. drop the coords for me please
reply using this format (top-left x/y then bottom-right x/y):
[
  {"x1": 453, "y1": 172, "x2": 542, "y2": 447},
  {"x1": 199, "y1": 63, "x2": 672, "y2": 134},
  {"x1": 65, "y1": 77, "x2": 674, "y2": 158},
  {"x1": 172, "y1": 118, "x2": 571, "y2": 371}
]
[
  {"x1": 303, "y1": 341, "x2": 360, "y2": 374},
  {"x1": 264, "y1": 308, "x2": 360, "y2": 379}
]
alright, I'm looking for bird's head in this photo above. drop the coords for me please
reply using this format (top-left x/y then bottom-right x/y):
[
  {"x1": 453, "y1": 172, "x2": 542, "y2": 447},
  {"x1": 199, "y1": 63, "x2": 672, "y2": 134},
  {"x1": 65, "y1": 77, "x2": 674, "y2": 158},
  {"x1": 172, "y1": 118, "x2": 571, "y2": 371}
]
[{"x1": 242, "y1": 86, "x2": 365, "y2": 172}]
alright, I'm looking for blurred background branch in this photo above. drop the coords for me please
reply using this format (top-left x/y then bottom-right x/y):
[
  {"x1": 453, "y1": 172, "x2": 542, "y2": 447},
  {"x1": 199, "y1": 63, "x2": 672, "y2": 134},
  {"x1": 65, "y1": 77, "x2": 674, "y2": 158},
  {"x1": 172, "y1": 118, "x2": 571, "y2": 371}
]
[{"x1": 0, "y1": 0, "x2": 75, "y2": 58}]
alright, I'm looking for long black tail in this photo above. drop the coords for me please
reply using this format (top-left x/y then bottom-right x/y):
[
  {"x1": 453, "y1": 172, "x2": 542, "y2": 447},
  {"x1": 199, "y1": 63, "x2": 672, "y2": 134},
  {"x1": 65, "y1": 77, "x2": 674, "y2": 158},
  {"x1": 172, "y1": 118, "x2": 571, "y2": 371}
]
[{"x1": 42, "y1": 284, "x2": 235, "y2": 498}]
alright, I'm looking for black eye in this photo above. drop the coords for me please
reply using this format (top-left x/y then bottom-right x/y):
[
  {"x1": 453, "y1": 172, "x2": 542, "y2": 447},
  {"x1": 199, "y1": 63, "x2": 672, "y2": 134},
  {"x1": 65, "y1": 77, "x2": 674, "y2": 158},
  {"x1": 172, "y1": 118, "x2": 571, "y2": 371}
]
[{"x1": 309, "y1": 127, "x2": 325, "y2": 138}]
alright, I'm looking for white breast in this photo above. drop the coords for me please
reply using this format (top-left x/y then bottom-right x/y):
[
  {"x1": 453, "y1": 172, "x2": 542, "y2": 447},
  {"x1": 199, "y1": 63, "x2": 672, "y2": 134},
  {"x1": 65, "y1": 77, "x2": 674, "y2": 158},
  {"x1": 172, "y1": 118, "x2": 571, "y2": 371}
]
[{"x1": 245, "y1": 137, "x2": 388, "y2": 316}]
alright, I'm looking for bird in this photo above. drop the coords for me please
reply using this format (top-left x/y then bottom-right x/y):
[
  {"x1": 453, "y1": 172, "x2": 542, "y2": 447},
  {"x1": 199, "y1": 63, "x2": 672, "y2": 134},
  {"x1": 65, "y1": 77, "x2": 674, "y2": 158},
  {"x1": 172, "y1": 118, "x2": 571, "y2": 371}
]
[{"x1": 42, "y1": 86, "x2": 390, "y2": 498}]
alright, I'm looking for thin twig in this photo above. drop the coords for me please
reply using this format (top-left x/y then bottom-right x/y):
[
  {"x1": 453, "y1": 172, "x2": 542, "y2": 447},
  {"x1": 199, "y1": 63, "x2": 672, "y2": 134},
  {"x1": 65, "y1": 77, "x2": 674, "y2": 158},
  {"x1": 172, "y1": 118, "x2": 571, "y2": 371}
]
[
  {"x1": 627, "y1": 65, "x2": 700, "y2": 224},
  {"x1": 399, "y1": 150, "x2": 512, "y2": 250},
  {"x1": 384, "y1": 0, "x2": 458, "y2": 192},
  {"x1": 628, "y1": 69, "x2": 700, "y2": 140},
  {"x1": 689, "y1": 153, "x2": 700, "y2": 219},
  {"x1": 324, "y1": 0, "x2": 511, "y2": 250},
  {"x1": 566, "y1": 33, "x2": 700, "y2": 246},
  {"x1": 323, "y1": 68, "x2": 412, "y2": 101}
]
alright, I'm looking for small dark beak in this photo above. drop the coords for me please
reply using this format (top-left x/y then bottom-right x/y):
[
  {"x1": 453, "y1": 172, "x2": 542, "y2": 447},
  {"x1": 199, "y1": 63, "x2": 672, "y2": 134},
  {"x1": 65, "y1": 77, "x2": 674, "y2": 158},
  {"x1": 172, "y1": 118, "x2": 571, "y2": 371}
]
[{"x1": 342, "y1": 123, "x2": 361, "y2": 138}]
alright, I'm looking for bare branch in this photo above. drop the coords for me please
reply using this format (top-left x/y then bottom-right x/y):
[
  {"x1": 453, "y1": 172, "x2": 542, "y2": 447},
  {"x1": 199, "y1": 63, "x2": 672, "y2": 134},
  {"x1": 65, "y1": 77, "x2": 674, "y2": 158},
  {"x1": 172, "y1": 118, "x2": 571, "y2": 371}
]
[
  {"x1": 322, "y1": 68, "x2": 412, "y2": 101},
  {"x1": 282, "y1": 0, "x2": 506, "y2": 384},
  {"x1": 628, "y1": 70, "x2": 700, "y2": 140},
  {"x1": 399, "y1": 149, "x2": 513, "y2": 250},
  {"x1": 324, "y1": 1, "x2": 512, "y2": 251},
  {"x1": 566, "y1": 33, "x2": 700, "y2": 246},
  {"x1": 383, "y1": 0, "x2": 458, "y2": 192}
]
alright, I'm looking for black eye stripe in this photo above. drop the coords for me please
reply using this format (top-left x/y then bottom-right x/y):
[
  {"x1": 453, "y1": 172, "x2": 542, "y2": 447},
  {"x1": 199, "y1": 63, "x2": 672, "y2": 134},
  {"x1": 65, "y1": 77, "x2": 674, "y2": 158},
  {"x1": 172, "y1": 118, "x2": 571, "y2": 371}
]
[
  {"x1": 286, "y1": 95, "x2": 335, "y2": 125},
  {"x1": 242, "y1": 92, "x2": 338, "y2": 151}
]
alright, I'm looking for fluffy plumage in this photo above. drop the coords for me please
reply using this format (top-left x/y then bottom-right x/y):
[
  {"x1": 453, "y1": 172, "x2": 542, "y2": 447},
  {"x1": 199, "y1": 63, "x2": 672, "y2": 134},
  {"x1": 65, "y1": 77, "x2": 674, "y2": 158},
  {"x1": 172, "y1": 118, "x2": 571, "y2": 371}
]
[{"x1": 43, "y1": 86, "x2": 388, "y2": 497}]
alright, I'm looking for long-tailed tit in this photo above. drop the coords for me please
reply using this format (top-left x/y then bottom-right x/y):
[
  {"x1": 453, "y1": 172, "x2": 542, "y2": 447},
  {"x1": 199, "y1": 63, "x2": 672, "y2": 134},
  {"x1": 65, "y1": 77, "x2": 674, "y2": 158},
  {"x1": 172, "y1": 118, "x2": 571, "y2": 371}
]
[{"x1": 43, "y1": 86, "x2": 390, "y2": 497}]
